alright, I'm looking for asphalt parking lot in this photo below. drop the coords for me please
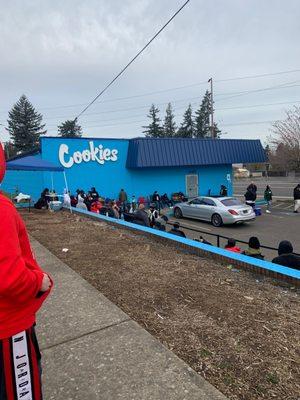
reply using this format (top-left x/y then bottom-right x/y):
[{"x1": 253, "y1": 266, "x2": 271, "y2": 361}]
[
  {"x1": 170, "y1": 204, "x2": 300, "y2": 261},
  {"x1": 234, "y1": 177, "x2": 299, "y2": 198}
]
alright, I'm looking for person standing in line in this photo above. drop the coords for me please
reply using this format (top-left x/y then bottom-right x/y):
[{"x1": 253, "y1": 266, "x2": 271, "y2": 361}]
[
  {"x1": 152, "y1": 191, "x2": 162, "y2": 213},
  {"x1": 264, "y1": 185, "x2": 273, "y2": 214},
  {"x1": 244, "y1": 188, "x2": 256, "y2": 209},
  {"x1": 148, "y1": 204, "x2": 159, "y2": 228},
  {"x1": 89, "y1": 187, "x2": 99, "y2": 201},
  {"x1": 220, "y1": 185, "x2": 228, "y2": 197},
  {"x1": 0, "y1": 143, "x2": 52, "y2": 399},
  {"x1": 130, "y1": 195, "x2": 137, "y2": 212},
  {"x1": 77, "y1": 190, "x2": 88, "y2": 211},
  {"x1": 293, "y1": 184, "x2": 300, "y2": 213},
  {"x1": 118, "y1": 188, "x2": 128, "y2": 210},
  {"x1": 247, "y1": 181, "x2": 258, "y2": 194}
]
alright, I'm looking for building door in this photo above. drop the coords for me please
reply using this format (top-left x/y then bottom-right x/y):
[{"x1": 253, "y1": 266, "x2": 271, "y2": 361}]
[{"x1": 186, "y1": 174, "x2": 198, "y2": 198}]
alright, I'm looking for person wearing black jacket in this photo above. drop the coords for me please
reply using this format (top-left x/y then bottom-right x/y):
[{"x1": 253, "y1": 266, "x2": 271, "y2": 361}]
[
  {"x1": 134, "y1": 204, "x2": 150, "y2": 227},
  {"x1": 152, "y1": 191, "x2": 162, "y2": 212},
  {"x1": 293, "y1": 184, "x2": 300, "y2": 213},
  {"x1": 247, "y1": 181, "x2": 258, "y2": 194},
  {"x1": 89, "y1": 187, "x2": 99, "y2": 201},
  {"x1": 168, "y1": 222, "x2": 186, "y2": 238},
  {"x1": 244, "y1": 188, "x2": 256, "y2": 208},
  {"x1": 220, "y1": 185, "x2": 228, "y2": 197},
  {"x1": 272, "y1": 241, "x2": 300, "y2": 270}
]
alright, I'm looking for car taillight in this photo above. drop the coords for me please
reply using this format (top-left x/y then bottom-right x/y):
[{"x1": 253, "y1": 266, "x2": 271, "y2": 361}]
[{"x1": 228, "y1": 209, "x2": 239, "y2": 215}]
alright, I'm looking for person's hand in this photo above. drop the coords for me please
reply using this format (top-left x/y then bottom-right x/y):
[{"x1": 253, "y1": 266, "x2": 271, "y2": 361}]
[{"x1": 40, "y1": 273, "x2": 51, "y2": 292}]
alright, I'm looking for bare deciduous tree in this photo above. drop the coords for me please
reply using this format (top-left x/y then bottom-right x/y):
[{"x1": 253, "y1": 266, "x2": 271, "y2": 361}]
[{"x1": 270, "y1": 106, "x2": 300, "y2": 171}]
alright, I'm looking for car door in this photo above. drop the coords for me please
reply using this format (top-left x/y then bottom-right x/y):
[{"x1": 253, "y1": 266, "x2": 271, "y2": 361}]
[
  {"x1": 198, "y1": 198, "x2": 217, "y2": 221},
  {"x1": 184, "y1": 198, "x2": 202, "y2": 218}
]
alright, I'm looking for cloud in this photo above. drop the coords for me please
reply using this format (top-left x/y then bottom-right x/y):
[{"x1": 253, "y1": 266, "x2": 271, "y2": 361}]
[{"x1": 0, "y1": 0, "x2": 299, "y2": 142}]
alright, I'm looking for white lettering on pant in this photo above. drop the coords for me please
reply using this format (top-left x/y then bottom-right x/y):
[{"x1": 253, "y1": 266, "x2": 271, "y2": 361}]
[{"x1": 12, "y1": 331, "x2": 32, "y2": 400}]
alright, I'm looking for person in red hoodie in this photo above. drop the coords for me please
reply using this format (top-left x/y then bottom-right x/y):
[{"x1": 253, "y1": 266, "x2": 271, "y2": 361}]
[
  {"x1": 0, "y1": 143, "x2": 52, "y2": 400},
  {"x1": 224, "y1": 238, "x2": 241, "y2": 253}
]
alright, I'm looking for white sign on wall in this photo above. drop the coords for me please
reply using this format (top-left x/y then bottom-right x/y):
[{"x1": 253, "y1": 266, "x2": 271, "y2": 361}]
[{"x1": 58, "y1": 141, "x2": 118, "y2": 168}]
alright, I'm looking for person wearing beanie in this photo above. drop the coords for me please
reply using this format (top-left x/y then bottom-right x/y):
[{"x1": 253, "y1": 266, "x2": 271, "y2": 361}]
[
  {"x1": 0, "y1": 143, "x2": 52, "y2": 399},
  {"x1": 225, "y1": 238, "x2": 241, "y2": 253},
  {"x1": 272, "y1": 241, "x2": 300, "y2": 270},
  {"x1": 243, "y1": 236, "x2": 264, "y2": 259}
]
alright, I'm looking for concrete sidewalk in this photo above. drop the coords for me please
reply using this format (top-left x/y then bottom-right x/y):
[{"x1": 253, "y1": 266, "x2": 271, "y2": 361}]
[{"x1": 32, "y1": 238, "x2": 228, "y2": 400}]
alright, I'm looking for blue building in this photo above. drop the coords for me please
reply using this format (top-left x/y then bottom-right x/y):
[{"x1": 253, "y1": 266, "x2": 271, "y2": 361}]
[{"x1": 2, "y1": 137, "x2": 266, "y2": 200}]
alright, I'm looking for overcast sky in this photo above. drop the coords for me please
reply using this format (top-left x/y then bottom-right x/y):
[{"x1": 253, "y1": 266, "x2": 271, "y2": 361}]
[{"x1": 0, "y1": 0, "x2": 300, "y2": 144}]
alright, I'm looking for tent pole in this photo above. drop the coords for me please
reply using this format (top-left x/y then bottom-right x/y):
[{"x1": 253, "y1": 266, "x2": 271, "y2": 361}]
[
  {"x1": 51, "y1": 172, "x2": 54, "y2": 191},
  {"x1": 63, "y1": 170, "x2": 72, "y2": 213}
]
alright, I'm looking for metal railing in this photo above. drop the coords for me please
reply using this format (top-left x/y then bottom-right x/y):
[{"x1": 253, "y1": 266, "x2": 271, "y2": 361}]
[{"x1": 166, "y1": 221, "x2": 300, "y2": 258}]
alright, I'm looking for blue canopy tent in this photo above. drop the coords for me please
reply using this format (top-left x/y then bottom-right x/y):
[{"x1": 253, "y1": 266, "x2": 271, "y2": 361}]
[
  {"x1": 6, "y1": 156, "x2": 71, "y2": 211},
  {"x1": 6, "y1": 155, "x2": 64, "y2": 172}
]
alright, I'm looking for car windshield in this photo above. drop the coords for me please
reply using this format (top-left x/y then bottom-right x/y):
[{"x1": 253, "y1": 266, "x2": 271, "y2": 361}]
[{"x1": 221, "y1": 198, "x2": 242, "y2": 206}]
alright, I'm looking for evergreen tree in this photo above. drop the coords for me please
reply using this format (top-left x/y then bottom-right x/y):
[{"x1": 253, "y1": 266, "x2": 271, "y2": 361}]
[
  {"x1": 194, "y1": 91, "x2": 211, "y2": 138},
  {"x1": 163, "y1": 103, "x2": 176, "y2": 137},
  {"x1": 194, "y1": 91, "x2": 221, "y2": 138},
  {"x1": 58, "y1": 119, "x2": 82, "y2": 138},
  {"x1": 3, "y1": 141, "x2": 17, "y2": 159},
  {"x1": 177, "y1": 104, "x2": 194, "y2": 138},
  {"x1": 143, "y1": 104, "x2": 163, "y2": 137},
  {"x1": 7, "y1": 95, "x2": 46, "y2": 153},
  {"x1": 212, "y1": 123, "x2": 222, "y2": 138}
]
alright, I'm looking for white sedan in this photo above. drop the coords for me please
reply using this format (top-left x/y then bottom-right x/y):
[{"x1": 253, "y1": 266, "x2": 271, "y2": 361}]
[{"x1": 173, "y1": 196, "x2": 256, "y2": 227}]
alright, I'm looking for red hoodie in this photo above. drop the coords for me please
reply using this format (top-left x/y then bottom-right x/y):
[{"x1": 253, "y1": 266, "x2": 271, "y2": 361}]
[{"x1": 0, "y1": 144, "x2": 51, "y2": 339}]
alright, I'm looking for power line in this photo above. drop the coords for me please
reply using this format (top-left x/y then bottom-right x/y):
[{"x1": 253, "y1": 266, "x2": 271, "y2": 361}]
[
  {"x1": 222, "y1": 120, "x2": 273, "y2": 127},
  {"x1": 34, "y1": 68, "x2": 300, "y2": 110},
  {"x1": 37, "y1": 68, "x2": 300, "y2": 109},
  {"x1": 75, "y1": 0, "x2": 191, "y2": 119},
  {"x1": 1, "y1": 67, "x2": 300, "y2": 115},
  {"x1": 43, "y1": 96, "x2": 300, "y2": 128},
  {"x1": 217, "y1": 99, "x2": 300, "y2": 111},
  {"x1": 36, "y1": 82, "x2": 300, "y2": 123},
  {"x1": 216, "y1": 81, "x2": 300, "y2": 102},
  {"x1": 46, "y1": 117, "x2": 276, "y2": 130},
  {"x1": 76, "y1": 99, "x2": 300, "y2": 125},
  {"x1": 215, "y1": 69, "x2": 300, "y2": 83}
]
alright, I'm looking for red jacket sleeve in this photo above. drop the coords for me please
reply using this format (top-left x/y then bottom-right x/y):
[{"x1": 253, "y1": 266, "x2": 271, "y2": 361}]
[{"x1": 0, "y1": 205, "x2": 44, "y2": 302}]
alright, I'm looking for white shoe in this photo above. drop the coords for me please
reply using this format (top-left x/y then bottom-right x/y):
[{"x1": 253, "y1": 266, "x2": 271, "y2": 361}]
[{"x1": 266, "y1": 210, "x2": 271, "y2": 214}]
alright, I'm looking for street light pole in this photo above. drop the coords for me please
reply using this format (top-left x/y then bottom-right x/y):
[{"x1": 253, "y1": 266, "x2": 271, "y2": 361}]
[{"x1": 208, "y1": 78, "x2": 214, "y2": 138}]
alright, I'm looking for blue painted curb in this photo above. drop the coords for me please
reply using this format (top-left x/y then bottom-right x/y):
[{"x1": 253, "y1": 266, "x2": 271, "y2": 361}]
[{"x1": 69, "y1": 207, "x2": 300, "y2": 281}]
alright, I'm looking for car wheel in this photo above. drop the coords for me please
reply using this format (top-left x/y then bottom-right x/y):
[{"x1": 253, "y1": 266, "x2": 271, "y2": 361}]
[
  {"x1": 174, "y1": 208, "x2": 183, "y2": 218},
  {"x1": 211, "y1": 213, "x2": 223, "y2": 227}
]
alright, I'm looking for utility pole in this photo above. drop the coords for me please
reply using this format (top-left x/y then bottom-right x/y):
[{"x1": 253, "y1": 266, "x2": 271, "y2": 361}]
[
  {"x1": 208, "y1": 78, "x2": 214, "y2": 138},
  {"x1": 0, "y1": 124, "x2": 10, "y2": 158}
]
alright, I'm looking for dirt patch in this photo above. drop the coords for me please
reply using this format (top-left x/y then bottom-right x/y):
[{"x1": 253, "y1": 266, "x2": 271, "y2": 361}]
[{"x1": 22, "y1": 210, "x2": 300, "y2": 400}]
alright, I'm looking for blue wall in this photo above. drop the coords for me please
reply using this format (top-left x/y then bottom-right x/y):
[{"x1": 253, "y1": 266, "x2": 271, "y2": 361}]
[
  {"x1": 1, "y1": 137, "x2": 233, "y2": 200},
  {"x1": 41, "y1": 137, "x2": 232, "y2": 198},
  {"x1": 130, "y1": 165, "x2": 232, "y2": 197},
  {"x1": 1, "y1": 154, "x2": 44, "y2": 200},
  {"x1": 41, "y1": 137, "x2": 133, "y2": 198}
]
